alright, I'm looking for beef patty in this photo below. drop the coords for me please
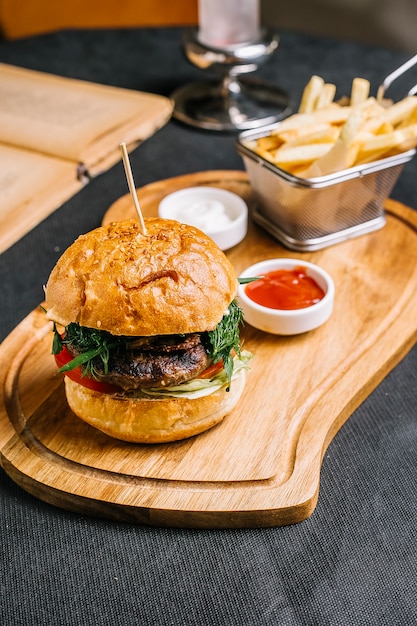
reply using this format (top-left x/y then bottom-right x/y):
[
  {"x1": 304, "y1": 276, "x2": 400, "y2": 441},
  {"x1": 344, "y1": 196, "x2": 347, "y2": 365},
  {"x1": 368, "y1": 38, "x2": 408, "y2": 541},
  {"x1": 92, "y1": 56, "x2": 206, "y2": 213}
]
[{"x1": 68, "y1": 333, "x2": 211, "y2": 391}]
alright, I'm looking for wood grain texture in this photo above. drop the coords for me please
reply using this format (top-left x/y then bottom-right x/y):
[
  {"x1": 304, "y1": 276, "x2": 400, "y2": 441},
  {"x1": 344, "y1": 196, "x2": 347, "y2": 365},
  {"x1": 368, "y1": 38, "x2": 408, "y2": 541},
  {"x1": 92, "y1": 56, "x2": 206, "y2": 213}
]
[{"x1": 1, "y1": 170, "x2": 416, "y2": 528}]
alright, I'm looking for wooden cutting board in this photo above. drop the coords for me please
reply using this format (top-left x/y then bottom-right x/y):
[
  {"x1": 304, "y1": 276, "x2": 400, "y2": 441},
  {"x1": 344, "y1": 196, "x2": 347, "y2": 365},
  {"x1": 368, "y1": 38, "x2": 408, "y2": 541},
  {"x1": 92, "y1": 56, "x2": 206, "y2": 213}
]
[{"x1": 1, "y1": 170, "x2": 417, "y2": 528}]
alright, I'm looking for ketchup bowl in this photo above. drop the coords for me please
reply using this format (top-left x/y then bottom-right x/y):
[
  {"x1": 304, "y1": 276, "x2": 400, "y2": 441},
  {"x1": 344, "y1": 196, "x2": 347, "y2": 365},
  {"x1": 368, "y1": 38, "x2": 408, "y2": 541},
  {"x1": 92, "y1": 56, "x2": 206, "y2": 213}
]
[
  {"x1": 238, "y1": 258, "x2": 335, "y2": 335},
  {"x1": 158, "y1": 186, "x2": 248, "y2": 251}
]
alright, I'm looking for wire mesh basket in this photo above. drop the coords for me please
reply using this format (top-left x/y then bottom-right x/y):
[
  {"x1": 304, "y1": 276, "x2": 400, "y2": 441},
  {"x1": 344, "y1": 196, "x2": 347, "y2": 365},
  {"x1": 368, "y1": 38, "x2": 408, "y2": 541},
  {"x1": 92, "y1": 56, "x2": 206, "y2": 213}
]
[
  {"x1": 237, "y1": 55, "x2": 417, "y2": 251},
  {"x1": 237, "y1": 134, "x2": 415, "y2": 251}
]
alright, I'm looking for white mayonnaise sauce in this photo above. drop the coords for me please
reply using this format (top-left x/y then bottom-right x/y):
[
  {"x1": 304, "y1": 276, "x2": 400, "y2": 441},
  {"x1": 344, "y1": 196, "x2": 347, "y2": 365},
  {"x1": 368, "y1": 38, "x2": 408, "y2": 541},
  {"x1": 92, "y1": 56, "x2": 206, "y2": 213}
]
[{"x1": 173, "y1": 200, "x2": 232, "y2": 231}]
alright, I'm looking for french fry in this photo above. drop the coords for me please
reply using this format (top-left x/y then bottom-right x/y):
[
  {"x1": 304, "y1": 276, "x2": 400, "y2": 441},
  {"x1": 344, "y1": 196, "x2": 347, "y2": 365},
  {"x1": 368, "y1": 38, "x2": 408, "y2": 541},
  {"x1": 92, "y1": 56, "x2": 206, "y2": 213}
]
[
  {"x1": 356, "y1": 124, "x2": 417, "y2": 162},
  {"x1": 274, "y1": 113, "x2": 316, "y2": 132},
  {"x1": 355, "y1": 96, "x2": 384, "y2": 118},
  {"x1": 255, "y1": 135, "x2": 283, "y2": 151},
  {"x1": 385, "y1": 96, "x2": 417, "y2": 126},
  {"x1": 311, "y1": 105, "x2": 351, "y2": 125},
  {"x1": 271, "y1": 143, "x2": 334, "y2": 168},
  {"x1": 283, "y1": 124, "x2": 340, "y2": 147},
  {"x1": 257, "y1": 149, "x2": 278, "y2": 164},
  {"x1": 337, "y1": 95, "x2": 350, "y2": 107},
  {"x1": 274, "y1": 122, "x2": 338, "y2": 145},
  {"x1": 316, "y1": 83, "x2": 336, "y2": 109},
  {"x1": 301, "y1": 107, "x2": 364, "y2": 176},
  {"x1": 340, "y1": 107, "x2": 365, "y2": 145},
  {"x1": 248, "y1": 74, "x2": 417, "y2": 177},
  {"x1": 399, "y1": 104, "x2": 417, "y2": 127},
  {"x1": 275, "y1": 104, "x2": 350, "y2": 132},
  {"x1": 298, "y1": 75, "x2": 325, "y2": 113},
  {"x1": 358, "y1": 119, "x2": 392, "y2": 137},
  {"x1": 350, "y1": 77, "x2": 371, "y2": 105}
]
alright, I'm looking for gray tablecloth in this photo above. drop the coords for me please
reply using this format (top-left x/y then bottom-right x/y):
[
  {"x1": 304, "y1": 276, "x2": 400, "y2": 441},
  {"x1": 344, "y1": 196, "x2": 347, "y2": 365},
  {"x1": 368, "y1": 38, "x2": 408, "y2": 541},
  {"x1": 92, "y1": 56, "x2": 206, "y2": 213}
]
[{"x1": 0, "y1": 27, "x2": 416, "y2": 626}]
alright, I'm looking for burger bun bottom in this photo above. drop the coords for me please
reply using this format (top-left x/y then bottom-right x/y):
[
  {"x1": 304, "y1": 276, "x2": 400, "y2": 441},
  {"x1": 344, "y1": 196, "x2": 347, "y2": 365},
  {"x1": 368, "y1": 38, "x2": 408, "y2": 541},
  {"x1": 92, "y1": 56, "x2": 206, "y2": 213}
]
[{"x1": 64, "y1": 371, "x2": 246, "y2": 443}]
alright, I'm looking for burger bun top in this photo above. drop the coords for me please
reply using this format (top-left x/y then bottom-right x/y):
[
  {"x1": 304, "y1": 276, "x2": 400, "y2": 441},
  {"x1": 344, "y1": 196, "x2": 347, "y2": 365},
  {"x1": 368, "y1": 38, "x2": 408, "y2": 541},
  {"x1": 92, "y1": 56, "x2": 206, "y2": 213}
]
[{"x1": 45, "y1": 218, "x2": 238, "y2": 336}]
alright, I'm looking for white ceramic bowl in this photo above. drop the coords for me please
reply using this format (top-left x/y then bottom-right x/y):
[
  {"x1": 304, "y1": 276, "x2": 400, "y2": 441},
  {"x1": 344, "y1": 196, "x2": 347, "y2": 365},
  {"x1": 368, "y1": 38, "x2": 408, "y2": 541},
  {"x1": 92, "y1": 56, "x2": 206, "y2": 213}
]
[
  {"x1": 238, "y1": 258, "x2": 335, "y2": 335},
  {"x1": 158, "y1": 186, "x2": 248, "y2": 250}
]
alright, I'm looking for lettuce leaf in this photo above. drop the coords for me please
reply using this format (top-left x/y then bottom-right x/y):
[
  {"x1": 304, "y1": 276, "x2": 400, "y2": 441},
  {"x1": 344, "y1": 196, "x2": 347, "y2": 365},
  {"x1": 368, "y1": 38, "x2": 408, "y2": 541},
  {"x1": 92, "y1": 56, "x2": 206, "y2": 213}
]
[{"x1": 140, "y1": 351, "x2": 252, "y2": 399}]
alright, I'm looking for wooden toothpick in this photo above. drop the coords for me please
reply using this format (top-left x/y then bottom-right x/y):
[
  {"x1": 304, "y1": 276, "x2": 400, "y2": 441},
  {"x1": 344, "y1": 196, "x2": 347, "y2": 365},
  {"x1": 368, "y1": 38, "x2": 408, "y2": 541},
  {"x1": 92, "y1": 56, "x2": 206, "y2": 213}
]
[{"x1": 120, "y1": 141, "x2": 147, "y2": 235}]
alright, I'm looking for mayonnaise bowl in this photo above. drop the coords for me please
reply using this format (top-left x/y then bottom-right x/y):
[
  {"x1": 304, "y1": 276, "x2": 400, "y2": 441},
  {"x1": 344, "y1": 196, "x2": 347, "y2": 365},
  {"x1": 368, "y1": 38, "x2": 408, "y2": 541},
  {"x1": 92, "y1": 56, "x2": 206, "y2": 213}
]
[
  {"x1": 158, "y1": 186, "x2": 248, "y2": 250},
  {"x1": 238, "y1": 258, "x2": 335, "y2": 335}
]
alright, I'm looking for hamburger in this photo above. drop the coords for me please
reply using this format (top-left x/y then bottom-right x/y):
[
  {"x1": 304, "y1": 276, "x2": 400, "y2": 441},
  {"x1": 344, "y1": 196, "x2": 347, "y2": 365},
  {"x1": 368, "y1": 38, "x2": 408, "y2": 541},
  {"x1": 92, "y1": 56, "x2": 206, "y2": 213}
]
[{"x1": 45, "y1": 217, "x2": 250, "y2": 443}]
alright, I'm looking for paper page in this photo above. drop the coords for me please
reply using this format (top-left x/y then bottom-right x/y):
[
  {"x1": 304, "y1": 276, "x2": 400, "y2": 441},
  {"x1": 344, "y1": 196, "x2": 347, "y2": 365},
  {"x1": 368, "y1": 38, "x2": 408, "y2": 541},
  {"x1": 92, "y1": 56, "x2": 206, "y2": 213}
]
[
  {"x1": 0, "y1": 63, "x2": 173, "y2": 167},
  {"x1": 0, "y1": 144, "x2": 82, "y2": 253}
]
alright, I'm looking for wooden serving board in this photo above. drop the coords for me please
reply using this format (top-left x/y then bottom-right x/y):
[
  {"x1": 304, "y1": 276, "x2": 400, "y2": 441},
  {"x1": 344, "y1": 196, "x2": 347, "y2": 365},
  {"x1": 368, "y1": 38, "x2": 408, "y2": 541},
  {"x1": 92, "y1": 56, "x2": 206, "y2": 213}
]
[{"x1": 1, "y1": 170, "x2": 417, "y2": 528}]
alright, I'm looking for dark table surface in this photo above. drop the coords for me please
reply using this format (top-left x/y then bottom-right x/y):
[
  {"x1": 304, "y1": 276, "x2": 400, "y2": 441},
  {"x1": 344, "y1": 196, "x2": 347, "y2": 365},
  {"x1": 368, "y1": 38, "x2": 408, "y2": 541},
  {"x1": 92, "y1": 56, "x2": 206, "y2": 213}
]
[{"x1": 1, "y1": 27, "x2": 417, "y2": 626}]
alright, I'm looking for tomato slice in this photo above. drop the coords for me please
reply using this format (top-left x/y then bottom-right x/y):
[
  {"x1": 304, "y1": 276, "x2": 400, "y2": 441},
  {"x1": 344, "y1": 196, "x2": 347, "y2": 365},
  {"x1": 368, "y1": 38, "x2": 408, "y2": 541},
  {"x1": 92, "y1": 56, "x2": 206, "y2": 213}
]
[
  {"x1": 198, "y1": 350, "x2": 236, "y2": 379},
  {"x1": 55, "y1": 346, "x2": 231, "y2": 391},
  {"x1": 54, "y1": 346, "x2": 121, "y2": 394},
  {"x1": 198, "y1": 359, "x2": 225, "y2": 379}
]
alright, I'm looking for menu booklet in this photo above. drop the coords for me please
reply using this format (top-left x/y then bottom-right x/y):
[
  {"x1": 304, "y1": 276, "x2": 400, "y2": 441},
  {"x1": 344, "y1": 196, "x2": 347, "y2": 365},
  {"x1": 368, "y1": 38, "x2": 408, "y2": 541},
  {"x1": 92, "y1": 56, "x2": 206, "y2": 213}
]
[{"x1": 0, "y1": 63, "x2": 174, "y2": 254}]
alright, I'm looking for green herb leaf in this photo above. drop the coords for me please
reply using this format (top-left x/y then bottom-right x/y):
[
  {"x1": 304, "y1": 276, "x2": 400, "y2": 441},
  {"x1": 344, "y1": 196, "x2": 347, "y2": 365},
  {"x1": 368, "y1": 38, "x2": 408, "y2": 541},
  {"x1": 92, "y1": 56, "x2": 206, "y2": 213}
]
[
  {"x1": 48, "y1": 301, "x2": 244, "y2": 389},
  {"x1": 51, "y1": 324, "x2": 63, "y2": 355},
  {"x1": 57, "y1": 323, "x2": 127, "y2": 378},
  {"x1": 205, "y1": 299, "x2": 243, "y2": 390},
  {"x1": 238, "y1": 276, "x2": 262, "y2": 284},
  {"x1": 57, "y1": 346, "x2": 107, "y2": 373}
]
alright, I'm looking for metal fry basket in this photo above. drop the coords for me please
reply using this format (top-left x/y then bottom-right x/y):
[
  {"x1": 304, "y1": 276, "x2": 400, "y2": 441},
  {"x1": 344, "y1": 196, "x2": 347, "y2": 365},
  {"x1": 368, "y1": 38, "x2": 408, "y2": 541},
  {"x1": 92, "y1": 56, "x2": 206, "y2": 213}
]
[
  {"x1": 237, "y1": 136, "x2": 415, "y2": 251},
  {"x1": 236, "y1": 55, "x2": 417, "y2": 251}
]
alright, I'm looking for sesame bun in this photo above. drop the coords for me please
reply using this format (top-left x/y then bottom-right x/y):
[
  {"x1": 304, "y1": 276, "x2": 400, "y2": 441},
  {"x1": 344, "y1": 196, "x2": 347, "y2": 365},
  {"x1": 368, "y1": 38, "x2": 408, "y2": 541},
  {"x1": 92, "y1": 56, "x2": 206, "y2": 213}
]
[
  {"x1": 45, "y1": 218, "x2": 238, "y2": 336},
  {"x1": 64, "y1": 369, "x2": 246, "y2": 443}
]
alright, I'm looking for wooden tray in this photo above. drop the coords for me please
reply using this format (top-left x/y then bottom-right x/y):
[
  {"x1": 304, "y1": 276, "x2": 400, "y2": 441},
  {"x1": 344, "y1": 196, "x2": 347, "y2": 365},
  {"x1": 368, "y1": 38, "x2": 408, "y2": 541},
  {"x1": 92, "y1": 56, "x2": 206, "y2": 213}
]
[{"x1": 1, "y1": 170, "x2": 417, "y2": 528}]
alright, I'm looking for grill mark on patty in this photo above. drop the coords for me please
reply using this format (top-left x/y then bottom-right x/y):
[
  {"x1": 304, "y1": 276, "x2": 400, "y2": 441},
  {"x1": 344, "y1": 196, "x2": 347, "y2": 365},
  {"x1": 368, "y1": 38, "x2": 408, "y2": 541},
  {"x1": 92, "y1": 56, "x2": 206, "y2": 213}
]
[
  {"x1": 128, "y1": 334, "x2": 201, "y2": 352},
  {"x1": 68, "y1": 333, "x2": 211, "y2": 390}
]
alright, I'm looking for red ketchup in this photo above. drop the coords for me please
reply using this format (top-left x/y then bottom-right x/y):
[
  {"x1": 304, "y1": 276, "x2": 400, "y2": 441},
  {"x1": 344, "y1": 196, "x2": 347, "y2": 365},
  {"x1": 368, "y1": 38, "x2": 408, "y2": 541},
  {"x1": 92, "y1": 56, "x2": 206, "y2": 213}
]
[{"x1": 245, "y1": 267, "x2": 325, "y2": 310}]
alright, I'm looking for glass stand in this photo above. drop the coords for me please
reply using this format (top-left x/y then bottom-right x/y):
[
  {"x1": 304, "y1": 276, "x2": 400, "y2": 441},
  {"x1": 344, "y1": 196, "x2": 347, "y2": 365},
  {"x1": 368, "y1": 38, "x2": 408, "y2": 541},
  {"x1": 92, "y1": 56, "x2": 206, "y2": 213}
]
[{"x1": 172, "y1": 28, "x2": 291, "y2": 132}]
